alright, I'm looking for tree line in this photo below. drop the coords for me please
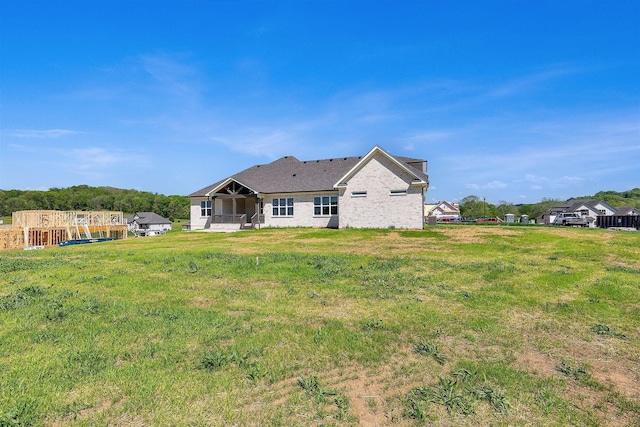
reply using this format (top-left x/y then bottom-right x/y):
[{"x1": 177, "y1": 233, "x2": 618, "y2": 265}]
[
  {"x1": 2, "y1": 185, "x2": 639, "y2": 223},
  {"x1": 0, "y1": 186, "x2": 190, "y2": 221},
  {"x1": 457, "y1": 188, "x2": 640, "y2": 220}
]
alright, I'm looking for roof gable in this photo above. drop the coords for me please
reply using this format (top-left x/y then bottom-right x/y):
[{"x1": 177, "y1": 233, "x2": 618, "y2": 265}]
[
  {"x1": 334, "y1": 146, "x2": 428, "y2": 188},
  {"x1": 437, "y1": 201, "x2": 459, "y2": 211},
  {"x1": 566, "y1": 199, "x2": 617, "y2": 212}
]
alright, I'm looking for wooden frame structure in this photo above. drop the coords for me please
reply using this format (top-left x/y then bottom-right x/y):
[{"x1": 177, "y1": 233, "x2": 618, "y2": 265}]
[{"x1": 0, "y1": 210, "x2": 128, "y2": 251}]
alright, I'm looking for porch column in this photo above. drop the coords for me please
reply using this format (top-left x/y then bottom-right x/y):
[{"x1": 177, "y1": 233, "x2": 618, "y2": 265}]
[{"x1": 232, "y1": 196, "x2": 237, "y2": 220}]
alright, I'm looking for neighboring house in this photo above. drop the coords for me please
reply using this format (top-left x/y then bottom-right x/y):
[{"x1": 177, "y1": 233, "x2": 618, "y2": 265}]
[
  {"x1": 597, "y1": 206, "x2": 640, "y2": 230},
  {"x1": 188, "y1": 145, "x2": 429, "y2": 230},
  {"x1": 128, "y1": 212, "x2": 172, "y2": 236},
  {"x1": 424, "y1": 201, "x2": 460, "y2": 221},
  {"x1": 540, "y1": 199, "x2": 618, "y2": 227},
  {"x1": 615, "y1": 207, "x2": 640, "y2": 216}
]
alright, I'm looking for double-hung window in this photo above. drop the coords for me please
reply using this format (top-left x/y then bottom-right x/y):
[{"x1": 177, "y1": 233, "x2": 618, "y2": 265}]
[
  {"x1": 200, "y1": 200, "x2": 212, "y2": 216},
  {"x1": 314, "y1": 196, "x2": 338, "y2": 216},
  {"x1": 273, "y1": 198, "x2": 294, "y2": 216}
]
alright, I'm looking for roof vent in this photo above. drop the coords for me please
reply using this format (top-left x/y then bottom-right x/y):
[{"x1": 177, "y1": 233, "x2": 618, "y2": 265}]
[
  {"x1": 344, "y1": 157, "x2": 347, "y2": 160},
  {"x1": 292, "y1": 173, "x2": 297, "y2": 177},
  {"x1": 329, "y1": 159, "x2": 333, "y2": 162}
]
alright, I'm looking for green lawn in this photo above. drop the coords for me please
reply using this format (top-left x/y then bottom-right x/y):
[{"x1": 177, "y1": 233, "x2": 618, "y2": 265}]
[{"x1": 1, "y1": 226, "x2": 638, "y2": 426}]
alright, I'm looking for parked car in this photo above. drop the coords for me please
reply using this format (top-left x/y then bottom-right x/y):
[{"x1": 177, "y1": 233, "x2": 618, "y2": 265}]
[
  {"x1": 552, "y1": 212, "x2": 589, "y2": 227},
  {"x1": 477, "y1": 217, "x2": 503, "y2": 223},
  {"x1": 438, "y1": 217, "x2": 460, "y2": 223}
]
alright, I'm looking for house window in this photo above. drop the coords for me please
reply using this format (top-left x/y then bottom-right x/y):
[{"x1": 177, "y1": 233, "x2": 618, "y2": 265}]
[
  {"x1": 390, "y1": 189, "x2": 407, "y2": 196},
  {"x1": 351, "y1": 191, "x2": 367, "y2": 197},
  {"x1": 273, "y1": 198, "x2": 294, "y2": 216},
  {"x1": 200, "y1": 200, "x2": 211, "y2": 216},
  {"x1": 314, "y1": 196, "x2": 338, "y2": 216}
]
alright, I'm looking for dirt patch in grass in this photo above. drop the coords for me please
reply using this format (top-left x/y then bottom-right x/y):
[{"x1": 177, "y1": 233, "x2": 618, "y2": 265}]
[
  {"x1": 313, "y1": 362, "x2": 429, "y2": 426},
  {"x1": 516, "y1": 350, "x2": 556, "y2": 378},
  {"x1": 436, "y1": 226, "x2": 522, "y2": 244},
  {"x1": 188, "y1": 297, "x2": 216, "y2": 308},
  {"x1": 51, "y1": 397, "x2": 126, "y2": 426},
  {"x1": 590, "y1": 360, "x2": 640, "y2": 402},
  {"x1": 606, "y1": 253, "x2": 640, "y2": 269},
  {"x1": 562, "y1": 381, "x2": 637, "y2": 427},
  {"x1": 346, "y1": 380, "x2": 383, "y2": 425},
  {"x1": 226, "y1": 229, "x2": 447, "y2": 256}
]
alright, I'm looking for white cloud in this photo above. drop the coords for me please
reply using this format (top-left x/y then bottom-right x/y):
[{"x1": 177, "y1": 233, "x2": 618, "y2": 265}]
[
  {"x1": 484, "y1": 65, "x2": 580, "y2": 99},
  {"x1": 11, "y1": 129, "x2": 83, "y2": 138},
  {"x1": 465, "y1": 180, "x2": 508, "y2": 190},
  {"x1": 404, "y1": 131, "x2": 453, "y2": 142},
  {"x1": 139, "y1": 53, "x2": 201, "y2": 98}
]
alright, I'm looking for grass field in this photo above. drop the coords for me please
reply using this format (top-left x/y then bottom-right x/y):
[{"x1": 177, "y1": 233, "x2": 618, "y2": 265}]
[{"x1": 1, "y1": 225, "x2": 638, "y2": 426}]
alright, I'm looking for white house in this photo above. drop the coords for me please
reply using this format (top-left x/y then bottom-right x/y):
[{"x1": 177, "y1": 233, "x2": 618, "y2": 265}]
[
  {"x1": 128, "y1": 212, "x2": 172, "y2": 236},
  {"x1": 188, "y1": 146, "x2": 429, "y2": 230},
  {"x1": 542, "y1": 199, "x2": 618, "y2": 227},
  {"x1": 424, "y1": 201, "x2": 460, "y2": 221}
]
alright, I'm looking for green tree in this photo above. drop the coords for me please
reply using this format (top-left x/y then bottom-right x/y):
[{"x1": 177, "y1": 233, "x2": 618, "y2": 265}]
[{"x1": 496, "y1": 201, "x2": 519, "y2": 219}]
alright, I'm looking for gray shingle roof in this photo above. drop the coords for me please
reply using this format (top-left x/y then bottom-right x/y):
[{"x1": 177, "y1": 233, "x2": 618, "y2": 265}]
[
  {"x1": 189, "y1": 148, "x2": 428, "y2": 197},
  {"x1": 549, "y1": 199, "x2": 618, "y2": 215},
  {"x1": 616, "y1": 207, "x2": 640, "y2": 215},
  {"x1": 133, "y1": 212, "x2": 172, "y2": 225}
]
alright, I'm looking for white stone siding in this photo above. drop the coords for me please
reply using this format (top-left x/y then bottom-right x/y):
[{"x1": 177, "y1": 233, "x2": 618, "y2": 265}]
[
  {"x1": 263, "y1": 192, "x2": 338, "y2": 228},
  {"x1": 339, "y1": 152, "x2": 425, "y2": 229},
  {"x1": 190, "y1": 197, "x2": 210, "y2": 229}
]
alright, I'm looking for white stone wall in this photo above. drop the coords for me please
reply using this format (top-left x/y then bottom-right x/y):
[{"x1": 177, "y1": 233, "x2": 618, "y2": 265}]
[
  {"x1": 263, "y1": 192, "x2": 338, "y2": 228},
  {"x1": 338, "y1": 152, "x2": 425, "y2": 229},
  {"x1": 189, "y1": 197, "x2": 210, "y2": 229}
]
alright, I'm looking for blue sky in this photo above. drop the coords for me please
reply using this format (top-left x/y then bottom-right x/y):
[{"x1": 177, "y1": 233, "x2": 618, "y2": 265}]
[{"x1": 1, "y1": 1, "x2": 638, "y2": 204}]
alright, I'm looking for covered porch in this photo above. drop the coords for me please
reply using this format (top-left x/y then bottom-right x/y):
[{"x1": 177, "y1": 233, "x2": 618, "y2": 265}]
[{"x1": 207, "y1": 180, "x2": 264, "y2": 229}]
